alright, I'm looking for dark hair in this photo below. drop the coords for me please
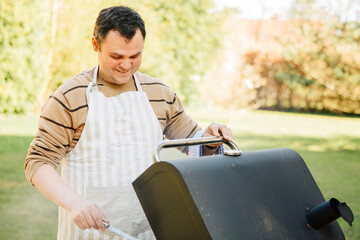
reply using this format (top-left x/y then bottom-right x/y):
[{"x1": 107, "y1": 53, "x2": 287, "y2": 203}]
[{"x1": 93, "y1": 6, "x2": 146, "y2": 46}]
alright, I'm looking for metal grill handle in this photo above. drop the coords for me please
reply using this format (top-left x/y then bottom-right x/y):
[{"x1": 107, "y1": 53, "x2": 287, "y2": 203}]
[{"x1": 153, "y1": 137, "x2": 241, "y2": 162}]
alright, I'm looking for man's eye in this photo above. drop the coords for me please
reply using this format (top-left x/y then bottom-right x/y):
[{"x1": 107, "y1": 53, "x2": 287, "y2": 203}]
[{"x1": 130, "y1": 54, "x2": 140, "y2": 59}]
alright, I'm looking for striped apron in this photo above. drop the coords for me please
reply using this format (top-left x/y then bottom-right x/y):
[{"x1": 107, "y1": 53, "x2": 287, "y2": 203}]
[{"x1": 58, "y1": 66, "x2": 163, "y2": 240}]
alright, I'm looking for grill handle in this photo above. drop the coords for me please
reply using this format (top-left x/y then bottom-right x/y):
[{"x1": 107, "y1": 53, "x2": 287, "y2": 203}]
[{"x1": 153, "y1": 137, "x2": 241, "y2": 162}]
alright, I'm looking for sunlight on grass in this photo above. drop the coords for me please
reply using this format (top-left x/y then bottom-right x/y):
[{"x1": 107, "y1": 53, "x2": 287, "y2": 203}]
[
  {"x1": 188, "y1": 107, "x2": 360, "y2": 138},
  {"x1": 0, "y1": 114, "x2": 39, "y2": 136}
]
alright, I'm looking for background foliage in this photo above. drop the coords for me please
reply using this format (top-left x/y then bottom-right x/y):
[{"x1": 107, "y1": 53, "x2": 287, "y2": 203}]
[
  {"x1": 0, "y1": 0, "x2": 222, "y2": 114},
  {"x1": 0, "y1": 0, "x2": 49, "y2": 114},
  {"x1": 1, "y1": 0, "x2": 360, "y2": 115},
  {"x1": 138, "y1": 0, "x2": 223, "y2": 103},
  {"x1": 202, "y1": 0, "x2": 360, "y2": 115},
  {"x1": 239, "y1": 17, "x2": 360, "y2": 114}
]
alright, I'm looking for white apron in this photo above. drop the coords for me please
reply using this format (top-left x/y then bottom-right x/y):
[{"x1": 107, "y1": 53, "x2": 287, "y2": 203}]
[{"x1": 58, "y1": 66, "x2": 163, "y2": 240}]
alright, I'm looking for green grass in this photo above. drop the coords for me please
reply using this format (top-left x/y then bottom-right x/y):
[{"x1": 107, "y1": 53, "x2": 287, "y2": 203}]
[
  {"x1": 0, "y1": 110, "x2": 359, "y2": 239},
  {"x1": 0, "y1": 115, "x2": 58, "y2": 239}
]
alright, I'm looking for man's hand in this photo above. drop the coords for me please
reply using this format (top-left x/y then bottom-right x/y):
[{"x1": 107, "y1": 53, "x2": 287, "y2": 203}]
[
  {"x1": 202, "y1": 122, "x2": 233, "y2": 155},
  {"x1": 68, "y1": 198, "x2": 108, "y2": 231},
  {"x1": 203, "y1": 122, "x2": 232, "y2": 140}
]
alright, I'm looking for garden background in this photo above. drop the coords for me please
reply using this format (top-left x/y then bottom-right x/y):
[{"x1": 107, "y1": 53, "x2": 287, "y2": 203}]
[{"x1": 1, "y1": 0, "x2": 359, "y2": 239}]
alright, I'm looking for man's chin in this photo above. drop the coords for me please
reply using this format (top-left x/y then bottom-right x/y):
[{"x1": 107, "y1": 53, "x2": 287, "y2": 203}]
[{"x1": 112, "y1": 76, "x2": 132, "y2": 85}]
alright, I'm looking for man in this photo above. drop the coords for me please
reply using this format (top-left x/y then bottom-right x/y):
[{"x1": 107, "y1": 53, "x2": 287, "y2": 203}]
[{"x1": 25, "y1": 6, "x2": 232, "y2": 240}]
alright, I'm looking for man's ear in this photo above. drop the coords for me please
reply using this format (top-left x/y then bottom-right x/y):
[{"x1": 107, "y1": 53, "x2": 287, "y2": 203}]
[{"x1": 92, "y1": 36, "x2": 100, "y2": 52}]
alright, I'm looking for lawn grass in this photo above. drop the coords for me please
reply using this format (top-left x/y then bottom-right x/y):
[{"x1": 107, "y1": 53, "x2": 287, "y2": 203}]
[{"x1": 0, "y1": 110, "x2": 359, "y2": 239}]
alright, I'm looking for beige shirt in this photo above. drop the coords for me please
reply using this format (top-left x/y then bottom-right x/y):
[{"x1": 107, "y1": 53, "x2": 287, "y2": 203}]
[{"x1": 25, "y1": 67, "x2": 201, "y2": 182}]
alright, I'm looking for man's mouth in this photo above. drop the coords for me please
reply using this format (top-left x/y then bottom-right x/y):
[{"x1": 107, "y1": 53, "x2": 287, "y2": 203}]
[{"x1": 115, "y1": 69, "x2": 129, "y2": 74}]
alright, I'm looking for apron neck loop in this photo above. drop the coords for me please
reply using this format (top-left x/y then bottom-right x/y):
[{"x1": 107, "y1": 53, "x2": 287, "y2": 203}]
[
  {"x1": 133, "y1": 72, "x2": 143, "y2": 92},
  {"x1": 92, "y1": 65, "x2": 99, "y2": 87},
  {"x1": 86, "y1": 66, "x2": 99, "y2": 101}
]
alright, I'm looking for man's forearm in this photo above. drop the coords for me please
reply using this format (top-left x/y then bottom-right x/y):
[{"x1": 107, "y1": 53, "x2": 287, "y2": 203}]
[
  {"x1": 31, "y1": 164, "x2": 80, "y2": 212},
  {"x1": 202, "y1": 145, "x2": 219, "y2": 156}
]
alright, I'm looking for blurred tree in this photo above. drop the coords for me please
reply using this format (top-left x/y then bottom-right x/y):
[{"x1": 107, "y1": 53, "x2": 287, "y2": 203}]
[
  {"x1": 278, "y1": 0, "x2": 360, "y2": 114},
  {"x1": 138, "y1": 0, "x2": 223, "y2": 103},
  {"x1": 0, "y1": 0, "x2": 49, "y2": 114},
  {"x1": 291, "y1": 0, "x2": 317, "y2": 20},
  {"x1": 45, "y1": 0, "x2": 99, "y2": 93},
  {"x1": 236, "y1": 0, "x2": 360, "y2": 114},
  {"x1": 0, "y1": 0, "x2": 223, "y2": 113},
  {"x1": 279, "y1": 18, "x2": 360, "y2": 114}
]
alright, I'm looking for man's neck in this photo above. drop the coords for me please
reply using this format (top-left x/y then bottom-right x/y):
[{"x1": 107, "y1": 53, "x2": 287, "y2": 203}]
[{"x1": 97, "y1": 75, "x2": 137, "y2": 97}]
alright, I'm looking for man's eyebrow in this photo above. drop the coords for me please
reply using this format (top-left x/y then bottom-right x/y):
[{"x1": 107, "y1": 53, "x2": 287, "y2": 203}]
[
  {"x1": 131, "y1": 51, "x2": 142, "y2": 57},
  {"x1": 109, "y1": 52, "x2": 123, "y2": 57},
  {"x1": 109, "y1": 51, "x2": 142, "y2": 57}
]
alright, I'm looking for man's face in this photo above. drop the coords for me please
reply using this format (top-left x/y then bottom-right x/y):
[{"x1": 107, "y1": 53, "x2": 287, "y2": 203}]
[{"x1": 92, "y1": 29, "x2": 144, "y2": 85}]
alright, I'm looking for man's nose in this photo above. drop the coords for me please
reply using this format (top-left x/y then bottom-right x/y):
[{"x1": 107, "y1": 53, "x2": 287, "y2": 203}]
[{"x1": 119, "y1": 59, "x2": 131, "y2": 70}]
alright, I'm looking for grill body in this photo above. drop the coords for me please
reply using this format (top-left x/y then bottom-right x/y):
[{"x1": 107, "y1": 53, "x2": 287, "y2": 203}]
[{"x1": 132, "y1": 148, "x2": 345, "y2": 240}]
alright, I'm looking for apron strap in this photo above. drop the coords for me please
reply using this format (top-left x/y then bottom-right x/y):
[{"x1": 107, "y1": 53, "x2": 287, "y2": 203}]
[
  {"x1": 86, "y1": 66, "x2": 99, "y2": 101},
  {"x1": 133, "y1": 72, "x2": 143, "y2": 92}
]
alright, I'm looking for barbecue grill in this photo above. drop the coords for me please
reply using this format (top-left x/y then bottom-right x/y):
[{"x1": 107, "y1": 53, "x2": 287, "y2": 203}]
[{"x1": 132, "y1": 137, "x2": 353, "y2": 240}]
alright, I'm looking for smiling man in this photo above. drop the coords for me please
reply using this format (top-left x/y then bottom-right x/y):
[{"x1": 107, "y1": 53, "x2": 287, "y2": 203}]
[{"x1": 25, "y1": 6, "x2": 232, "y2": 240}]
